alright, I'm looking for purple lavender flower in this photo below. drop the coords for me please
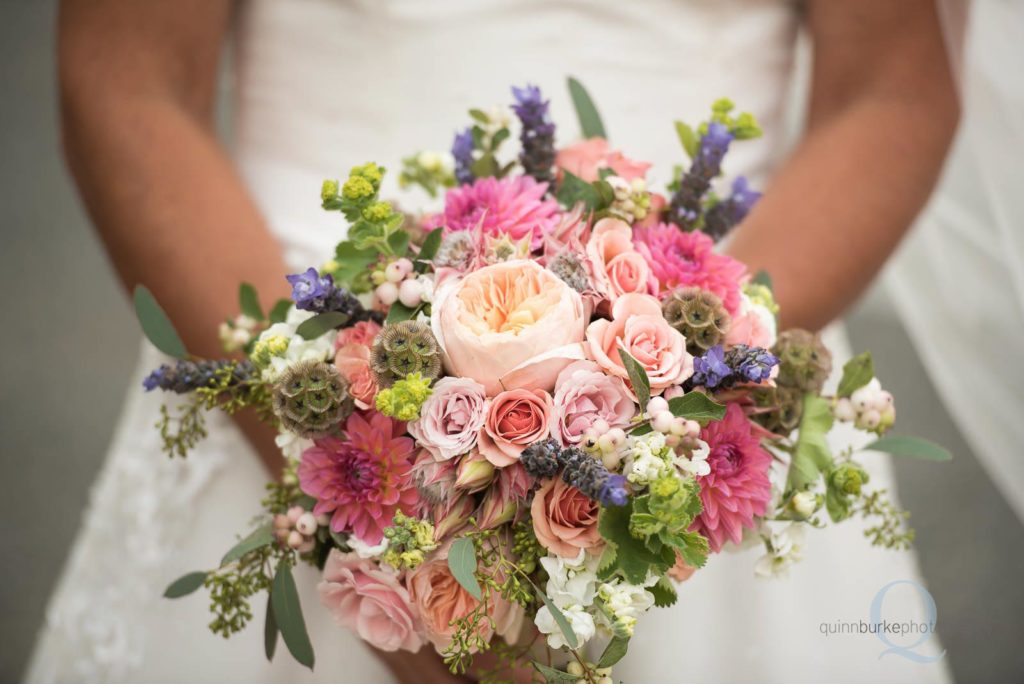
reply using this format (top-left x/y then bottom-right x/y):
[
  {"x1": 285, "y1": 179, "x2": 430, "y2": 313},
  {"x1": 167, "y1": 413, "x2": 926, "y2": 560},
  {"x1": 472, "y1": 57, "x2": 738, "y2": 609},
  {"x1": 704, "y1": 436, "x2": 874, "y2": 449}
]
[
  {"x1": 703, "y1": 176, "x2": 762, "y2": 242},
  {"x1": 286, "y1": 268, "x2": 334, "y2": 311},
  {"x1": 561, "y1": 447, "x2": 629, "y2": 506},
  {"x1": 451, "y1": 127, "x2": 475, "y2": 185},
  {"x1": 143, "y1": 360, "x2": 255, "y2": 393},
  {"x1": 511, "y1": 84, "x2": 556, "y2": 183},
  {"x1": 668, "y1": 122, "x2": 736, "y2": 231},
  {"x1": 598, "y1": 473, "x2": 630, "y2": 507},
  {"x1": 692, "y1": 345, "x2": 732, "y2": 389}
]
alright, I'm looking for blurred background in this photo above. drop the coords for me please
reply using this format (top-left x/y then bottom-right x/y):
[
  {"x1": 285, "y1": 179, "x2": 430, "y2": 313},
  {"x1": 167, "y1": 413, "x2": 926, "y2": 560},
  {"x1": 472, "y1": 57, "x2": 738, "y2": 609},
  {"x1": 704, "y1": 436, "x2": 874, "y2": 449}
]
[{"x1": 2, "y1": 1, "x2": 1022, "y2": 683}]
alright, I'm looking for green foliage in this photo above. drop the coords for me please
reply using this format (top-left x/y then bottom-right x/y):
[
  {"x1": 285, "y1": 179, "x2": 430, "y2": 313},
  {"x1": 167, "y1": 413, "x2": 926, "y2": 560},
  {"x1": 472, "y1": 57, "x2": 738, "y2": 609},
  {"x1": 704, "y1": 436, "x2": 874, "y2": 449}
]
[
  {"x1": 271, "y1": 558, "x2": 315, "y2": 670},
  {"x1": 331, "y1": 241, "x2": 378, "y2": 291},
  {"x1": 164, "y1": 571, "x2": 208, "y2": 599},
  {"x1": 221, "y1": 523, "x2": 275, "y2": 566},
  {"x1": 322, "y1": 163, "x2": 407, "y2": 256},
  {"x1": 295, "y1": 312, "x2": 349, "y2": 340},
  {"x1": 398, "y1": 152, "x2": 455, "y2": 198},
  {"x1": 567, "y1": 76, "x2": 607, "y2": 139},
  {"x1": 667, "y1": 392, "x2": 727, "y2": 425},
  {"x1": 751, "y1": 269, "x2": 774, "y2": 292},
  {"x1": 704, "y1": 97, "x2": 762, "y2": 140},
  {"x1": 856, "y1": 489, "x2": 915, "y2": 550},
  {"x1": 532, "y1": 663, "x2": 579, "y2": 683},
  {"x1": 239, "y1": 283, "x2": 264, "y2": 321},
  {"x1": 205, "y1": 545, "x2": 274, "y2": 638},
  {"x1": 156, "y1": 399, "x2": 207, "y2": 458},
  {"x1": 264, "y1": 594, "x2": 278, "y2": 661},
  {"x1": 268, "y1": 298, "x2": 292, "y2": 324},
  {"x1": 674, "y1": 121, "x2": 699, "y2": 159},
  {"x1": 133, "y1": 285, "x2": 187, "y2": 359},
  {"x1": 837, "y1": 351, "x2": 874, "y2": 398},
  {"x1": 448, "y1": 537, "x2": 483, "y2": 600},
  {"x1": 598, "y1": 635, "x2": 631, "y2": 668},
  {"x1": 617, "y1": 348, "x2": 651, "y2": 410},
  {"x1": 649, "y1": 576, "x2": 678, "y2": 608},
  {"x1": 863, "y1": 435, "x2": 952, "y2": 462},
  {"x1": 375, "y1": 373, "x2": 433, "y2": 421},
  {"x1": 787, "y1": 394, "x2": 834, "y2": 490},
  {"x1": 597, "y1": 500, "x2": 676, "y2": 585},
  {"x1": 630, "y1": 478, "x2": 709, "y2": 570},
  {"x1": 416, "y1": 227, "x2": 444, "y2": 269},
  {"x1": 556, "y1": 170, "x2": 602, "y2": 211},
  {"x1": 385, "y1": 301, "x2": 420, "y2": 324}
]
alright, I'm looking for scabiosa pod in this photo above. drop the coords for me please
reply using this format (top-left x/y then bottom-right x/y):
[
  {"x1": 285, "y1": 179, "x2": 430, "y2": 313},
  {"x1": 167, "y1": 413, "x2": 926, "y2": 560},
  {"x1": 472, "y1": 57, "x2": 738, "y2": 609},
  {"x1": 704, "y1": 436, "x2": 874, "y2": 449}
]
[
  {"x1": 272, "y1": 359, "x2": 354, "y2": 437},
  {"x1": 511, "y1": 84, "x2": 556, "y2": 183},
  {"x1": 661, "y1": 287, "x2": 732, "y2": 354},
  {"x1": 773, "y1": 329, "x2": 833, "y2": 393},
  {"x1": 369, "y1": 320, "x2": 442, "y2": 388}
]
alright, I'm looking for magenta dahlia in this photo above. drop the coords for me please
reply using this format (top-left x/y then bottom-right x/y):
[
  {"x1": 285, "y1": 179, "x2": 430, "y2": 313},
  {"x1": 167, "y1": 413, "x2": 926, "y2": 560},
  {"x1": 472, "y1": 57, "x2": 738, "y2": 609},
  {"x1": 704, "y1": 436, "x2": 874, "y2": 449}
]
[
  {"x1": 427, "y1": 176, "x2": 559, "y2": 249},
  {"x1": 691, "y1": 403, "x2": 772, "y2": 552},
  {"x1": 632, "y1": 223, "x2": 747, "y2": 315},
  {"x1": 298, "y1": 411, "x2": 419, "y2": 545}
]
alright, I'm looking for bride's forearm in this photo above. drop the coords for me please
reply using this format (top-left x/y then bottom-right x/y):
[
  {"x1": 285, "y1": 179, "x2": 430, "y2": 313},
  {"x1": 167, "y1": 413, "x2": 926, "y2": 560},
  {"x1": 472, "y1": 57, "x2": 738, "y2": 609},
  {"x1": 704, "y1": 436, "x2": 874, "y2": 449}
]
[
  {"x1": 59, "y1": 0, "x2": 289, "y2": 473},
  {"x1": 727, "y1": 0, "x2": 959, "y2": 331}
]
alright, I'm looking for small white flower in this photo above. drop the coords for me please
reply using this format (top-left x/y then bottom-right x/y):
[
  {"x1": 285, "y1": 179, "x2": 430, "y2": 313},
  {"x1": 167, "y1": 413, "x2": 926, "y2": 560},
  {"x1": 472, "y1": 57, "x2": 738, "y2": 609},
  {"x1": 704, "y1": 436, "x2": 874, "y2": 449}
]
[
  {"x1": 274, "y1": 430, "x2": 312, "y2": 462},
  {"x1": 754, "y1": 521, "x2": 806, "y2": 578},
  {"x1": 540, "y1": 550, "x2": 600, "y2": 609},
  {"x1": 256, "y1": 310, "x2": 336, "y2": 382},
  {"x1": 348, "y1": 535, "x2": 390, "y2": 560},
  {"x1": 596, "y1": 580, "x2": 655, "y2": 637},
  {"x1": 677, "y1": 438, "x2": 711, "y2": 477},
  {"x1": 535, "y1": 603, "x2": 596, "y2": 650}
]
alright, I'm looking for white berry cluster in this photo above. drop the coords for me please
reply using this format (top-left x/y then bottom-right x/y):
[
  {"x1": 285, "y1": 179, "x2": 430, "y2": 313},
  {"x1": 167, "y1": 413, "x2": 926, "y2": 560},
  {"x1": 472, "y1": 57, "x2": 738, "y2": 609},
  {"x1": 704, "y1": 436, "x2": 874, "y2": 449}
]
[
  {"x1": 273, "y1": 505, "x2": 327, "y2": 554},
  {"x1": 834, "y1": 377, "x2": 895, "y2": 434},
  {"x1": 372, "y1": 257, "x2": 434, "y2": 309},
  {"x1": 606, "y1": 176, "x2": 651, "y2": 224}
]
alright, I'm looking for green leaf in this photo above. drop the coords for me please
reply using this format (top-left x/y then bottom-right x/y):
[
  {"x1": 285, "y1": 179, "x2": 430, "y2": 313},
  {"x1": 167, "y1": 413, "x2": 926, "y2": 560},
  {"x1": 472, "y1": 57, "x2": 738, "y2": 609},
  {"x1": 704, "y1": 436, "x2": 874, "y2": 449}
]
[
  {"x1": 239, "y1": 282, "x2": 264, "y2": 320},
  {"x1": 447, "y1": 537, "x2": 482, "y2": 600},
  {"x1": 751, "y1": 269, "x2": 774, "y2": 292},
  {"x1": 417, "y1": 227, "x2": 443, "y2": 265},
  {"x1": 271, "y1": 560, "x2": 315, "y2": 670},
  {"x1": 598, "y1": 502, "x2": 674, "y2": 585},
  {"x1": 662, "y1": 528, "x2": 709, "y2": 569},
  {"x1": 264, "y1": 589, "x2": 278, "y2": 661},
  {"x1": 491, "y1": 127, "x2": 511, "y2": 148},
  {"x1": 863, "y1": 435, "x2": 952, "y2": 462},
  {"x1": 787, "y1": 394, "x2": 835, "y2": 489},
  {"x1": 556, "y1": 170, "x2": 601, "y2": 210},
  {"x1": 532, "y1": 663, "x2": 579, "y2": 683},
  {"x1": 598, "y1": 635, "x2": 631, "y2": 668},
  {"x1": 133, "y1": 285, "x2": 188, "y2": 359},
  {"x1": 295, "y1": 312, "x2": 349, "y2": 340},
  {"x1": 163, "y1": 571, "x2": 207, "y2": 599},
  {"x1": 649, "y1": 576, "x2": 677, "y2": 608},
  {"x1": 387, "y1": 229, "x2": 410, "y2": 257},
  {"x1": 268, "y1": 298, "x2": 292, "y2": 324},
  {"x1": 385, "y1": 302, "x2": 419, "y2": 324},
  {"x1": 535, "y1": 589, "x2": 579, "y2": 649},
  {"x1": 221, "y1": 523, "x2": 274, "y2": 566},
  {"x1": 567, "y1": 76, "x2": 607, "y2": 139},
  {"x1": 837, "y1": 351, "x2": 875, "y2": 398},
  {"x1": 468, "y1": 108, "x2": 490, "y2": 124},
  {"x1": 617, "y1": 348, "x2": 651, "y2": 411},
  {"x1": 333, "y1": 241, "x2": 378, "y2": 285},
  {"x1": 674, "y1": 121, "x2": 699, "y2": 159},
  {"x1": 667, "y1": 392, "x2": 727, "y2": 425}
]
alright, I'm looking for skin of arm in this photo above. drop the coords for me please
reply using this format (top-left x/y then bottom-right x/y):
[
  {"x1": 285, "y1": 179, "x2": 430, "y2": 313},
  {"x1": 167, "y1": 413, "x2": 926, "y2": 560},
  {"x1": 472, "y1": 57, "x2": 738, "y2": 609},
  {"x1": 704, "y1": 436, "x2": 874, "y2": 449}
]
[
  {"x1": 58, "y1": 0, "x2": 288, "y2": 475},
  {"x1": 726, "y1": 0, "x2": 960, "y2": 331}
]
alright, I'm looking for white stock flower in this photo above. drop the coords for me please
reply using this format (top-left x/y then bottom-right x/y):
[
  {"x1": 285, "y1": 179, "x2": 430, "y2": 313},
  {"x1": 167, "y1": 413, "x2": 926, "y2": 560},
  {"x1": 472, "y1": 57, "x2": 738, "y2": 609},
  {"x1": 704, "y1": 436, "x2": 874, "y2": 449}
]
[
  {"x1": 596, "y1": 580, "x2": 655, "y2": 637},
  {"x1": 275, "y1": 430, "x2": 312, "y2": 462},
  {"x1": 623, "y1": 432, "x2": 674, "y2": 486},
  {"x1": 256, "y1": 309, "x2": 336, "y2": 382},
  {"x1": 535, "y1": 603, "x2": 596, "y2": 650},
  {"x1": 755, "y1": 521, "x2": 806, "y2": 578},
  {"x1": 535, "y1": 551, "x2": 601, "y2": 649},
  {"x1": 677, "y1": 438, "x2": 711, "y2": 477}
]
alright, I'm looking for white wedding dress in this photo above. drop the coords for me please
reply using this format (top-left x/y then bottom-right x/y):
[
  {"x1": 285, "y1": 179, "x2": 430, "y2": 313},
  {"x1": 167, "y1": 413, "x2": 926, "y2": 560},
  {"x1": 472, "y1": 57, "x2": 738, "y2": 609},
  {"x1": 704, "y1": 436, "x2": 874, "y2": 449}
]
[{"x1": 27, "y1": 1, "x2": 952, "y2": 682}]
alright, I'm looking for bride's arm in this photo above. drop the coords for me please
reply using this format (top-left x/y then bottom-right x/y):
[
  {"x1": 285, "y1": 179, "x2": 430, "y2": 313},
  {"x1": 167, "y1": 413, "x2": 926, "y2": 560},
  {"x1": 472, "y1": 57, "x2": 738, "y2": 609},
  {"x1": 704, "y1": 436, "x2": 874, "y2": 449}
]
[
  {"x1": 726, "y1": 0, "x2": 959, "y2": 331},
  {"x1": 58, "y1": 0, "x2": 288, "y2": 473}
]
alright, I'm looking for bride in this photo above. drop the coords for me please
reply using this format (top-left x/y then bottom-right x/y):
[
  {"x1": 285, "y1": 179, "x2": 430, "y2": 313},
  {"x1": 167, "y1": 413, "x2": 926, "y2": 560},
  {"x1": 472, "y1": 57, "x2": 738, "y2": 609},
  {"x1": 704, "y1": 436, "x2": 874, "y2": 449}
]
[{"x1": 31, "y1": 0, "x2": 959, "y2": 682}]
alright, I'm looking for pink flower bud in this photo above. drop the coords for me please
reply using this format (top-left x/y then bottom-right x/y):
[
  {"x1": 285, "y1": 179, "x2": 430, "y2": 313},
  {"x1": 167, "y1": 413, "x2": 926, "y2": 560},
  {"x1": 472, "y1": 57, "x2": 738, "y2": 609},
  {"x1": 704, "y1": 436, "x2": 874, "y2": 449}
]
[
  {"x1": 454, "y1": 453, "x2": 496, "y2": 492},
  {"x1": 432, "y1": 495, "x2": 475, "y2": 542}
]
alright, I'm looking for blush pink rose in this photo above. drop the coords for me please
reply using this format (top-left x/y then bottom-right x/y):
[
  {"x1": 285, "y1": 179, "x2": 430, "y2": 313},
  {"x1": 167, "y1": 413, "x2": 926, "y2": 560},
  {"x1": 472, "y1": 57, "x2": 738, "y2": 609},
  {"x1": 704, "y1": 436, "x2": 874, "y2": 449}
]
[
  {"x1": 531, "y1": 478, "x2": 603, "y2": 557},
  {"x1": 431, "y1": 260, "x2": 586, "y2": 396},
  {"x1": 334, "y1": 343, "x2": 377, "y2": 410},
  {"x1": 477, "y1": 388, "x2": 554, "y2": 467},
  {"x1": 407, "y1": 544, "x2": 524, "y2": 652},
  {"x1": 408, "y1": 377, "x2": 489, "y2": 461},
  {"x1": 551, "y1": 360, "x2": 636, "y2": 446},
  {"x1": 586, "y1": 218, "x2": 652, "y2": 304},
  {"x1": 586, "y1": 293, "x2": 693, "y2": 398},
  {"x1": 335, "y1": 320, "x2": 383, "y2": 350},
  {"x1": 725, "y1": 300, "x2": 777, "y2": 350},
  {"x1": 318, "y1": 549, "x2": 424, "y2": 653},
  {"x1": 555, "y1": 138, "x2": 651, "y2": 183}
]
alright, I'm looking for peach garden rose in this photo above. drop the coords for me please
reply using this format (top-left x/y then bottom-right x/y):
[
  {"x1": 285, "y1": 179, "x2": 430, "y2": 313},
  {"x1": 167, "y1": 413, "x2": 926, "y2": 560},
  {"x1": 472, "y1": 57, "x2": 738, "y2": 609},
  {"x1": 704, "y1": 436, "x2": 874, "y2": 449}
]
[{"x1": 477, "y1": 388, "x2": 554, "y2": 467}]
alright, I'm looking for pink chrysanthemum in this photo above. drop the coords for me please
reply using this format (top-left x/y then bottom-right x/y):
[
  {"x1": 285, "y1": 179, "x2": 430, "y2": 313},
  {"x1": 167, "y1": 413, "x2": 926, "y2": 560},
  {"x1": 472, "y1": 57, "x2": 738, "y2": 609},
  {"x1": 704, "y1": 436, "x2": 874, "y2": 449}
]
[
  {"x1": 691, "y1": 403, "x2": 772, "y2": 552},
  {"x1": 298, "y1": 411, "x2": 419, "y2": 545},
  {"x1": 427, "y1": 176, "x2": 559, "y2": 249},
  {"x1": 632, "y1": 223, "x2": 747, "y2": 315}
]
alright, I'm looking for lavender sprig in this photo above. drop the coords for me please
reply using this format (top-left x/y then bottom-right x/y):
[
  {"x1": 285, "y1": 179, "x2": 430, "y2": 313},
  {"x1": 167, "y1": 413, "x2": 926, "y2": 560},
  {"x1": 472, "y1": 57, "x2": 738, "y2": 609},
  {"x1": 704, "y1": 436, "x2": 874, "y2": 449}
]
[{"x1": 511, "y1": 84, "x2": 556, "y2": 183}]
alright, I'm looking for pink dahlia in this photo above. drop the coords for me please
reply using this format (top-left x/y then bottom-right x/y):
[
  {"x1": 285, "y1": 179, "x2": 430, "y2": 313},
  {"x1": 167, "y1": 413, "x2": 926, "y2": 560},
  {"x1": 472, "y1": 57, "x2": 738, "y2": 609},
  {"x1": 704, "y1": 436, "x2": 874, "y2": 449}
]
[
  {"x1": 299, "y1": 411, "x2": 419, "y2": 545},
  {"x1": 632, "y1": 222, "x2": 747, "y2": 315},
  {"x1": 690, "y1": 403, "x2": 772, "y2": 552},
  {"x1": 427, "y1": 176, "x2": 559, "y2": 249}
]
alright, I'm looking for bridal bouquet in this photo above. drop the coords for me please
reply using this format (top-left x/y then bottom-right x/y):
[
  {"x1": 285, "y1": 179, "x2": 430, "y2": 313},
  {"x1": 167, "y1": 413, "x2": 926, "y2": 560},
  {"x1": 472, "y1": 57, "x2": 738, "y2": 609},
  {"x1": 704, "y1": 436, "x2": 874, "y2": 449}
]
[{"x1": 138, "y1": 80, "x2": 949, "y2": 681}]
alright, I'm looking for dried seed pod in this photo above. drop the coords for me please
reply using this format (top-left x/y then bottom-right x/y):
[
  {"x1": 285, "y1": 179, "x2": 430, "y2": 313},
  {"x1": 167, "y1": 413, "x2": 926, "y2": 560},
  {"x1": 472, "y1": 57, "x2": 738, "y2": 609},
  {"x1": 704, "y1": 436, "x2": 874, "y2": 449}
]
[
  {"x1": 272, "y1": 360, "x2": 353, "y2": 437},
  {"x1": 773, "y1": 329, "x2": 833, "y2": 393},
  {"x1": 370, "y1": 320, "x2": 442, "y2": 388},
  {"x1": 661, "y1": 287, "x2": 731, "y2": 354}
]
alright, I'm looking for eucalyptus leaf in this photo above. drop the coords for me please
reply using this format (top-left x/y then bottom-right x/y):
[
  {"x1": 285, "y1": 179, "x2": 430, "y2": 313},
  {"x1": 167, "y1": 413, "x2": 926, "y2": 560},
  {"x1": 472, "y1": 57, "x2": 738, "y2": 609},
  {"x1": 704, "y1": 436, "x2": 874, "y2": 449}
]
[
  {"x1": 221, "y1": 523, "x2": 274, "y2": 566},
  {"x1": 264, "y1": 590, "x2": 278, "y2": 661},
  {"x1": 239, "y1": 282, "x2": 264, "y2": 320},
  {"x1": 163, "y1": 571, "x2": 207, "y2": 599},
  {"x1": 667, "y1": 392, "x2": 727, "y2": 424},
  {"x1": 532, "y1": 663, "x2": 579, "y2": 683},
  {"x1": 271, "y1": 560, "x2": 315, "y2": 670},
  {"x1": 447, "y1": 537, "x2": 482, "y2": 600},
  {"x1": 617, "y1": 349, "x2": 651, "y2": 410},
  {"x1": 567, "y1": 76, "x2": 607, "y2": 139},
  {"x1": 598, "y1": 635, "x2": 630, "y2": 668},
  {"x1": 837, "y1": 351, "x2": 875, "y2": 398},
  {"x1": 268, "y1": 298, "x2": 292, "y2": 324},
  {"x1": 863, "y1": 435, "x2": 952, "y2": 462},
  {"x1": 385, "y1": 302, "x2": 419, "y2": 324},
  {"x1": 417, "y1": 227, "x2": 443, "y2": 265},
  {"x1": 295, "y1": 312, "x2": 349, "y2": 340},
  {"x1": 133, "y1": 285, "x2": 188, "y2": 359}
]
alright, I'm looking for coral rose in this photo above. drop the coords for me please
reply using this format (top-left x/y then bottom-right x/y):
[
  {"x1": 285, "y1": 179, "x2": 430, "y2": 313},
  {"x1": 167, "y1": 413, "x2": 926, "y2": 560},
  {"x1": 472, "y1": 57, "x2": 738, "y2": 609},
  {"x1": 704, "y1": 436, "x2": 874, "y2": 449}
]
[
  {"x1": 335, "y1": 320, "x2": 382, "y2": 349},
  {"x1": 334, "y1": 343, "x2": 377, "y2": 410},
  {"x1": 406, "y1": 544, "x2": 524, "y2": 652},
  {"x1": 586, "y1": 218, "x2": 652, "y2": 304},
  {"x1": 478, "y1": 388, "x2": 554, "y2": 467},
  {"x1": 431, "y1": 260, "x2": 586, "y2": 396},
  {"x1": 318, "y1": 549, "x2": 424, "y2": 653},
  {"x1": 555, "y1": 138, "x2": 651, "y2": 183},
  {"x1": 585, "y1": 293, "x2": 693, "y2": 397},
  {"x1": 531, "y1": 478, "x2": 603, "y2": 557}
]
